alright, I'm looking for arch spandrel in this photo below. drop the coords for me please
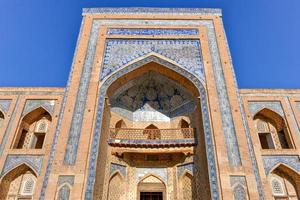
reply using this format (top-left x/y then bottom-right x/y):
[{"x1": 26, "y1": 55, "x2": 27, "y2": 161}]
[{"x1": 84, "y1": 55, "x2": 220, "y2": 199}]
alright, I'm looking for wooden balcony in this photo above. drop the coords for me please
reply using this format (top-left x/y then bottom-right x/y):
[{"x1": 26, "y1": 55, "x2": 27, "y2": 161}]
[{"x1": 108, "y1": 128, "x2": 196, "y2": 148}]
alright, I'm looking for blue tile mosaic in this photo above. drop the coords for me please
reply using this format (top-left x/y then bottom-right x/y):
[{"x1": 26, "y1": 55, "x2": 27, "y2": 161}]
[
  {"x1": 0, "y1": 99, "x2": 11, "y2": 114},
  {"x1": 23, "y1": 100, "x2": 56, "y2": 117},
  {"x1": 110, "y1": 163, "x2": 126, "y2": 178},
  {"x1": 177, "y1": 162, "x2": 194, "y2": 178},
  {"x1": 83, "y1": 7, "x2": 222, "y2": 16},
  {"x1": 262, "y1": 155, "x2": 300, "y2": 175},
  {"x1": 248, "y1": 101, "x2": 284, "y2": 117},
  {"x1": 1, "y1": 155, "x2": 43, "y2": 176},
  {"x1": 107, "y1": 28, "x2": 199, "y2": 36},
  {"x1": 100, "y1": 39, "x2": 205, "y2": 81},
  {"x1": 136, "y1": 168, "x2": 168, "y2": 184}
]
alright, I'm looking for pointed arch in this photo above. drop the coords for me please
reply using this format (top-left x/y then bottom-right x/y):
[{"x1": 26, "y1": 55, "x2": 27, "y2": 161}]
[
  {"x1": 268, "y1": 164, "x2": 300, "y2": 199},
  {"x1": 179, "y1": 119, "x2": 190, "y2": 128},
  {"x1": 179, "y1": 171, "x2": 194, "y2": 200},
  {"x1": 232, "y1": 183, "x2": 247, "y2": 200},
  {"x1": 56, "y1": 183, "x2": 72, "y2": 200},
  {"x1": 13, "y1": 106, "x2": 52, "y2": 149},
  {"x1": 115, "y1": 119, "x2": 126, "y2": 129},
  {"x1": 0, "y1": 163, "x2": 37, "y2": 199},
  {"x1": 254, "y1": 108, "x2": 293, "y2": 149},
  {"x1": 139, "y1": 173, "x2": 166, "y2": 186},
  {"x1": 85, "y1": 54, "x2": 219, "y2": 199},
  {"x1": 143, "y1": 124, "x2": 160, "y2": 140},
  {"x1": 107, "y1": 171, "x2": 125, "y2": 200}
]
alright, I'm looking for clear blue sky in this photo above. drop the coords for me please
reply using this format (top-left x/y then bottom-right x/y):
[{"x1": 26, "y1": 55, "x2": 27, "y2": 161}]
[{"x1": 0, "y1": 0, "x2": 299, "y2": 88}]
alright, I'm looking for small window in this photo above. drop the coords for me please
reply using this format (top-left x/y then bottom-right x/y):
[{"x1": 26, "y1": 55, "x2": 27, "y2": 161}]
[
  {"x1": 271, "y1": 177, "x2": 285, "y2": 196},
  {"x1": 259, "y1": 133, "x2": 275, "y2": 149},
  {"x1": 21, "y1": 178, "x2": 35, "y2": 195}
]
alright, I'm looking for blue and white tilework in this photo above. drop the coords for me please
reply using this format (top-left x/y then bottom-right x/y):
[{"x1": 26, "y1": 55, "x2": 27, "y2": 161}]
[
  {"x1": 23, "y1": 100, "x2": 56, "y2": 117},
  {"x1": 110, "y1": 163, "x2": 126, "y2": 178},
  {"x1": 100, "y1": 39, "x2": 204, "y2": 81},
  {"x1": 107, "y1": 28, "x2": 199, "y2": 36},
  {"x1": 136, "y1": 168, "x2": 167, "y2": 183},
  {"x1": 40, "y1": 18, "x2": 86, "y2": 199},
  {"x1": 63, "y1": 20, "x2": 101, "y2": 165},
  {"x1": 248, "y1": 101, "x2": 284, "y2": 117},
  {"x1": 262, "y1": 155, "x2": 300, "y2": 175},
  {"x1": 110, "y1": 71, "x2": 195, "y2": 121},
  {"x1": 230, "y1": 176, "x2": 248, "y2": 200},
  {"x1": 58, "y1": 175, "x2": 75, "y2": 186},
  {"x1": 1, "y1": 155, "x2": 43, "y2": 176},
  {"x1": 177, "y1": 163, "x2": 194, "y2": 178},
  {"x1": 0, "y1": 99, "x2": 11, "y2": 114}
]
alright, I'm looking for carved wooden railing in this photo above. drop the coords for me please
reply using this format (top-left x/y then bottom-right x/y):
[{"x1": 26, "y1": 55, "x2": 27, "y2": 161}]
[{"x1": 108, "y1": 128, "x2": 195, "y2": 147}]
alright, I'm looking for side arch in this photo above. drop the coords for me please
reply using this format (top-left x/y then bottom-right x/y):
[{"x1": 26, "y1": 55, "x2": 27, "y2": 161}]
[
  {"x1": 84, "y1": 54, "x2": 219, "y2": 199},
  {"x1": 107, "y1": 171, "x2": 126, "y2": 200},
  {"x1": 56, "y1": 183, "x2": 72, "y2": 200},
  {"x1": 0, "y1": 163, "x2": 37, "y2": 199}
]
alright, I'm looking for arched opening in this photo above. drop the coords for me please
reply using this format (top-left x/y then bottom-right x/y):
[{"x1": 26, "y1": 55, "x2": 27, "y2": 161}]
[
  {"x1": 269, "y1": 165, "x2": 300, "y2": 199},
  {"x1": 115, "y1": 119, "x2": 126, "y2": 129},
  {"x1": 143, "y1": 124, "x2": 160, "y2": 140},
  {"x1": 93, "y1": 62, "x2": 211, "y2": 199},
  {"x1": 137, "y1": 174, "x2": 166, "y2": 200},
  {"x1": 0, "y1": 164, "x2": 37, "y2": 199},
  {"x1": 13, "y1": 107, "x2": 52, "y2": 149},
  {"x1": 0, "y1": 111, "x2": 4, "y2": 129},
  {"x1": 179, "y1": 172, "x2": 195, "y2": 200},
  {"x1": 232, "y1": 184, "x2": 247, "y2": 200},
  {"x1": 179, "y1": 119, "x2": 189, "y2": 128},
  {"x1": 107, "y1": 172, "x2": 125, "y2": 200},
  {"x1": 254, "y1": 108, "x2": 293, "y2": 150},
  {"x1": 56, "y1": 183, "x2": 72, "y2": 200}
]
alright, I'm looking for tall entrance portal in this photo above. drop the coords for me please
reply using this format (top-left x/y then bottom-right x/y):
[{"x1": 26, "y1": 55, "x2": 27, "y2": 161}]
[{"x1": 92, "y1": 62, "x2": 211, "y2": 200}]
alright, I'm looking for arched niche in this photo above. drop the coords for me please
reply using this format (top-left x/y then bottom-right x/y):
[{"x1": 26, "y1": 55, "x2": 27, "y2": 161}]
[
  {"x1": 137, "y1": 174, "x2": 166, "y2": 200},
  {"x1": 13, "y1": 107, "x2": 52, "y2": 149},
  {"x1": 107, "y1": 172, "x2": 126, "y2": 200},
  {"x1": 179, "y1": 171, "x2": 195, "y2": 200},
  {"x1": 0, "y1": 164, "x2": 37, "y2": 199},
  {"x1": 269, "y1": 164, "x2": 300, "y2": 199},
  {"x1": 254, "y1": 108, "x2": 293, "y2": 150}
]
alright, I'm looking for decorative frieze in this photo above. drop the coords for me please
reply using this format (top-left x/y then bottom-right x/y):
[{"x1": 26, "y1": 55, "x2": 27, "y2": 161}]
[{"x1": 107, "y1": 28, "x2": 199, "y2": 36}]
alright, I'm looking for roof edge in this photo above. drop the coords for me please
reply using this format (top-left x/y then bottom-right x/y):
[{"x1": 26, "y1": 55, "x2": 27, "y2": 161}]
[{"x1": 82, "y1": 7, "x2": 222, "y2": 16}]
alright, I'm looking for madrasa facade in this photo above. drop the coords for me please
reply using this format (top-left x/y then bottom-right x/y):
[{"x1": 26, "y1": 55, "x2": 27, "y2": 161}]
[{"x1": 0, "y1": 7, "x2": 300, "y2": 200}]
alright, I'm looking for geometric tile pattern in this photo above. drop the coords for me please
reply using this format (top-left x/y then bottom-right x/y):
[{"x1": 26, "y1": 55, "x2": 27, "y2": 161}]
[
  {"x1": 23, "y1": 99, "x2": 56, "y2": 116},
  {"x1": 1, "y1": 155, "x2": 43, "y2": 176},
  {"x1": 100, "y1": 39, "x2": 204, "y2": 81},
  {"x1": 262, "y1": 155, "x2": 300, "y2": 175},
  {"x1": 107, "y1": 28, "x2": 199, "y2": 36},
  {"x1": 136, "y1": 168, "x2": 168, "y2": 184}
]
